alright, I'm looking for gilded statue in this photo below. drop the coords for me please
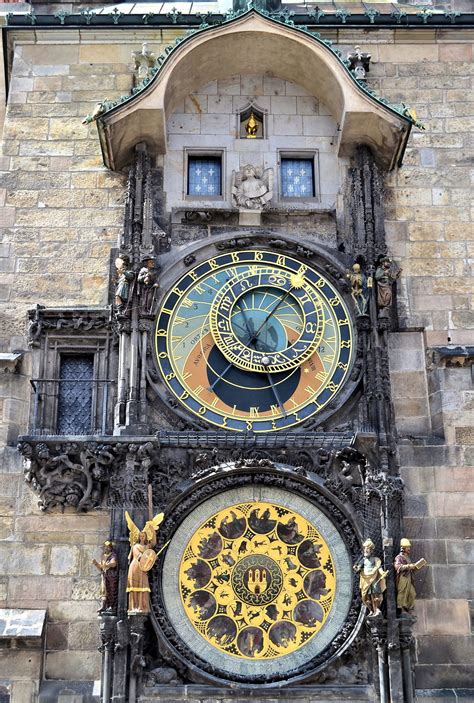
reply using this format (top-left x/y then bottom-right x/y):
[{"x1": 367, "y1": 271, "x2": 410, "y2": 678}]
[
  {"x1": 125, "y1": 511, "x2": 164, "y2": 614},
  {"x1": 347, "y1": 263, "x2": 370, "y2": 315},
  {"x1": 245, "y1": 112, "x2": 259, "y2": 138},
  {"x1": 232, "y1": 164, "x2": 273, "y2": 210},
  {"x1": 353, "y1": 538, "x2": 388, "y2": 616},
  {"x1": 92, "y1": 540, "x2": 119, "y2": 613},
  {"x1": 375, "y1": 257, "x2": 401, "y2": 314},
  {"x1": 394, "y1": 538, "x2": 427, "y2": 612}
]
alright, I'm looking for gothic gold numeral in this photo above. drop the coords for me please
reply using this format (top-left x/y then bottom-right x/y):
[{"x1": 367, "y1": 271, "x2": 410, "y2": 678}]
[{"x1": 250, "y1": 407, "x2": 260, "y2": 418}]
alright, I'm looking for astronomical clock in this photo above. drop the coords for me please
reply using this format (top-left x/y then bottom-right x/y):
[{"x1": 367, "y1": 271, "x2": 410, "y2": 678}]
[
  {"x1": 146, "y1": 237, "x2": 364, "y2": 687},
  {"x1": 154, "y1": 249, "x2": 354, "y2": 433}
]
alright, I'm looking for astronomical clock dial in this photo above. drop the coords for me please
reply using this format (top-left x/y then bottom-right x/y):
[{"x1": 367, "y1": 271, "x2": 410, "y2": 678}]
[
  {"x1": 160, "y1": 485, "x2": 354, "y2": 681},
  {"x1": 155, "y1": 250, "x2": 354, "y2": 432}
]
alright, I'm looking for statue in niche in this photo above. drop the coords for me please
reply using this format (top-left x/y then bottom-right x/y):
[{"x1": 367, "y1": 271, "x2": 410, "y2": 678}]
[
  {"x1": 353, "y1": 538, "x2": 388, "y2": 616},
  {"x1": 232, "y1": 165, "x2": 273, "y2": 210},
  {"x1": 92, "y1": 540, "x2": 119, "y2": 613},
  {"x1": 347, "y1": 263, "x2": 370, "y2": 315},
  {"x1": 114, "y1": 255, "x2": 135, "y2": 313},
  {"x1": 375, "y1": 257, "x2": 401, "y2": 315},
  {"x1": 137, "y1": 257, "x2": 160, "y2": 315},
  {"x1": 125, "y1": 511, "x2": 165, "y2": 614},
  {"x1": 394, "y1": 538, "x2": 427, "y2": 613}
]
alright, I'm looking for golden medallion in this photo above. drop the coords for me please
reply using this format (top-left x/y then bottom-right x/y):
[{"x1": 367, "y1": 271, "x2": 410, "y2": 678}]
[{"x1": 179, "y1": 501, "x2": 336, "y2": 659}]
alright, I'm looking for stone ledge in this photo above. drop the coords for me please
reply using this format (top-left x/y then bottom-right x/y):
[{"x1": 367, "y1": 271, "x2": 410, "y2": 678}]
[
  {"x1": 139, "y1": 685, "x2": 373, "y2": 701},
  {"x1": 0, "y1": 608, "x2": 46, "y2": 646}
]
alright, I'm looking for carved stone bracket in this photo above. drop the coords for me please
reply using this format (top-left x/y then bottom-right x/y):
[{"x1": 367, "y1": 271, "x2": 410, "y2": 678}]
[{"x1": 19, "y1": 439, "x2": 117, "y2": 512}]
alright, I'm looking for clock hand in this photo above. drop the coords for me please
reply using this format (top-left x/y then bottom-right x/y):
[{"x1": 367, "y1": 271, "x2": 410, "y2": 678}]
[
  {"x1": 250, "y1": 288, "x2": 293, "y2": 343},
  {"x1": 265, "y1": 370, "x2": 287, "y2": 417},
  {"x1": 233, "y1": 300, "x2": 286, "y2": 416}
]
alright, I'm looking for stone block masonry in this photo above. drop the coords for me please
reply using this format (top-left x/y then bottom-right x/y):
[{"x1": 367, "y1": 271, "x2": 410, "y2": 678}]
[{"x1": 0, "y1": 23, "x2": 472, "y2": 696}]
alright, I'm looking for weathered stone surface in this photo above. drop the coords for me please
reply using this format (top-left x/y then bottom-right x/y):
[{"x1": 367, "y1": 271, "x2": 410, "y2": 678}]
[
  {"x1": 0, "y1": 650, "x2": 42, "y2": 678},
  {"x1": 49, "y1": 546, "x2": 80, "y2": 577},
  {"x1": 45, "y1": 650, "x2": 101, "y2": 681}
]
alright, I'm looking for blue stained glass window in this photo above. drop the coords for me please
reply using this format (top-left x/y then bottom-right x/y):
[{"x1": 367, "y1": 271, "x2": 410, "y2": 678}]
[
  {"x1": 281, "y1": 158, "x2": 315, "y2": 198},
  {"x1": 188, "y1": 156, "x2": 222, "y2": 196}
]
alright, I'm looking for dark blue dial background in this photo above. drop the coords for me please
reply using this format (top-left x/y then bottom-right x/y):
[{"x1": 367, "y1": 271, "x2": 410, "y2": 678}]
[{"x1": 206, "y1": 346, "x2": 301, "y2": 412}]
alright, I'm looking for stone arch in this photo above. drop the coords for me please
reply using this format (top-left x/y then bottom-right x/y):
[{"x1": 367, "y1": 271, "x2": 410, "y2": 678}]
[{"x1": 97, "y1": 11, "x2": 412, "y2": 171}]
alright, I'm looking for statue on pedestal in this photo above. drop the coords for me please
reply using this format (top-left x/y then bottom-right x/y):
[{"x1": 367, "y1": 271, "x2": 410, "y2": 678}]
[
  {"x1": 125, "y1": 511, "x2": 164, "y2": 614},
  {"x1": 394, "y1": 538, "x2": 427, "y2": 612},
  {"x1": 114, "y1": 256, "x2": 135, "y2": 313},
  {"x1": 353, "y1": 538, "x2": 388, "y2": 616},
  {"x1": 347, "y1": 263, "x2": 370, "y2": 315},
  {"x1": 375, "y1": 257, "x2": 401, "y2": 316},
  {"x1": 92, "y1": 540, "x2": 119, "y2": 613}
]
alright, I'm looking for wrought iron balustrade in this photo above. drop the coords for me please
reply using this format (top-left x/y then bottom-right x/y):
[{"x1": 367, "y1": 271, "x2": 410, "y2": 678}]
[{"x1": 29, "y1": 377, "x2": 115, "y2": 436}]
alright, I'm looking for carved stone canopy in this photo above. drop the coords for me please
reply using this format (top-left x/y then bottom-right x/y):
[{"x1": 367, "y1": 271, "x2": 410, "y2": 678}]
[{"x1": 96, "y1": 11, "x2": 412, "y2": 171}]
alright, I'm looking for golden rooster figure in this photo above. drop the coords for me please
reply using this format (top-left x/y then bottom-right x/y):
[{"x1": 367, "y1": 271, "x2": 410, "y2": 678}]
[{"x1": 125, "y1": 511, "x2": 164, "y2": 614}]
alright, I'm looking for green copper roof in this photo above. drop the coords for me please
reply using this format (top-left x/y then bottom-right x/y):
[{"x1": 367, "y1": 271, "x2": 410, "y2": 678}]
[{"x1": 84, "y1": 5, "x2": 423, "y2": 130}]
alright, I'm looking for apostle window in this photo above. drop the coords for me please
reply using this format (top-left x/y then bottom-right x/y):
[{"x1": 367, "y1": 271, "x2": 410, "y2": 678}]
[
  {"x1": 280, "y1": 156, "x2": 316, "y2": 199},
  {"x1": 187, "y1": 155, "x2": 222, "y2": 197}
]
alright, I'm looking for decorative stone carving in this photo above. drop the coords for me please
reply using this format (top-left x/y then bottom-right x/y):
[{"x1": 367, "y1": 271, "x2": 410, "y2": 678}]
[
  {"x1": 347, "y1": 45, "x2": 371, "y2": 80},
  {"x1": 131, "y1": 42, "x2": 157, "y2": 84},
  {"x1": 27, "y1": 305, "x2": 110, "y2": 347},
  {"x1": 232, "y1": 164, "x2": 273, "y2": 210},
  {"x1": 19, "y1": 440, "x2": 114, "y2": 512}
]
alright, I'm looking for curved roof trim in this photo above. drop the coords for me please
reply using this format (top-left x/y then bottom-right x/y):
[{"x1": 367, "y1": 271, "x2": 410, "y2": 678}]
[{"x1": 92, "y1": 7, "x2": 419, "y2": 171}]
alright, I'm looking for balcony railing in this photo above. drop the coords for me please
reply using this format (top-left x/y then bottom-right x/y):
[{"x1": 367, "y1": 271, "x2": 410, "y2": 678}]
[{"x1": 29, "y1": 378, "x2": 115, "y2": 436}]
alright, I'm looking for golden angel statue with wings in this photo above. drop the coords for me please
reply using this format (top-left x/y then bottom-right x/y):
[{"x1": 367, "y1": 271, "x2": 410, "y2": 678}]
[
  {"x1": 232, "y1": 164, "x2": 273, "y2": 210},
  {"x1": 125, "y1": 511, "x2": 164, "y2": 614}
]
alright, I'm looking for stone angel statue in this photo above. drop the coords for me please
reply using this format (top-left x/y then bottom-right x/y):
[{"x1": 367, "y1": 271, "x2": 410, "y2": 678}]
[
  {"x1": 232, "y1": 164, "x2": 273, "y2": 210},
  {"x1": 125, "y1": 511, "x2": 165, "y2": 614}
]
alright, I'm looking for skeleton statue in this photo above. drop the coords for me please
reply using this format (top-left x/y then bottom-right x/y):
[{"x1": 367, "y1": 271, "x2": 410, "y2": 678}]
[{"x1": 232, "y1": 164, "x2": 273, "y2": 210}]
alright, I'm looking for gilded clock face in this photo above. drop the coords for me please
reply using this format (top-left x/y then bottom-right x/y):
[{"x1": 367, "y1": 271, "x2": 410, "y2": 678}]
[
  {"x1": 179, "y1": 501, "x2": 336, "y2": 660},
  {"x1": 160, "y1": 484, "x2": 354, "y2": 681},
  {"x1": 155, "y1": 250, "x2": 353, "y2": 432}
]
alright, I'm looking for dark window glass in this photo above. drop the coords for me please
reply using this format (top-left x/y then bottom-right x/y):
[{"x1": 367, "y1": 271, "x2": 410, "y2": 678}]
[
  {"x1": 57, "y1": 354, "x2": 94, "y2": 435},
  {"x1": 188, "y1": 156, "x2": 221, "y2": 196},
  {"x1": 281, "y1": 158, "x2": 314, "y2": 198}
]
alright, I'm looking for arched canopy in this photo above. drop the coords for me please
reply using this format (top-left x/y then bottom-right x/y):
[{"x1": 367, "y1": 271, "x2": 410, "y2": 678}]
[{"x1": 97, "y1": 11, "x2": 412, "y2": 171}]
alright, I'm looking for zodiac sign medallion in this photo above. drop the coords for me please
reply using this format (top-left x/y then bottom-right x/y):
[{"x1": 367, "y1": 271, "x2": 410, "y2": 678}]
[{"x1": 179, "y1": 501, "x2": 336, "y2": 660}]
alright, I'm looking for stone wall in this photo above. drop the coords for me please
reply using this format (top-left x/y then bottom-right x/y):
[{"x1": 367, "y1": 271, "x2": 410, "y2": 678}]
[{"x1": 0, "y1": 24, "x2": 472, "y2": 697}]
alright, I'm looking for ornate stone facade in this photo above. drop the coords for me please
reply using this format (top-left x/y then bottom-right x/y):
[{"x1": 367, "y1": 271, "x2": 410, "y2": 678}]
[{"x1": 0, "y1": 4, "x2": 473, "y2": 703}]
